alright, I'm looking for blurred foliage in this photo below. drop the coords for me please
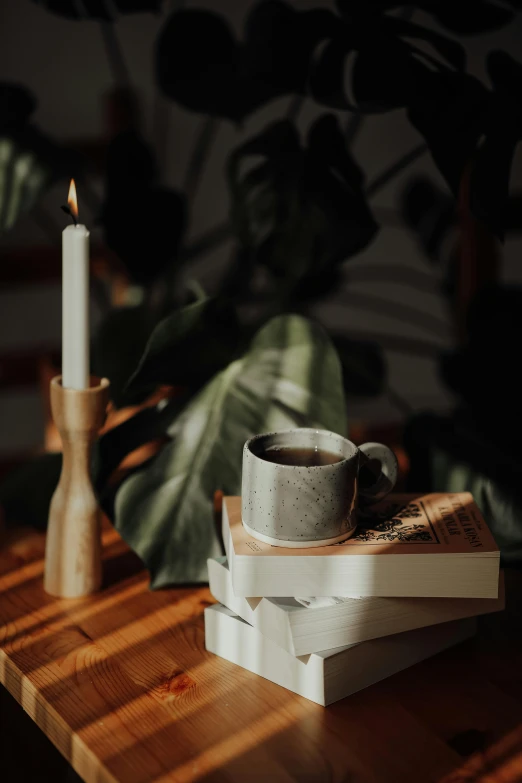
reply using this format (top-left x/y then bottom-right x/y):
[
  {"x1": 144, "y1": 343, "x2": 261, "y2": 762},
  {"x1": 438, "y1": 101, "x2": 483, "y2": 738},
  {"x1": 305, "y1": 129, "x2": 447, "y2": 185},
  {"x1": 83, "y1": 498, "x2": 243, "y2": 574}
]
[
  {"x1": 228, "y1": 115, "x2": 377, "y2": 285},
  {"x1": 113, "y1": 315, "x2": 347, "y2": 587},
  {"x1": 153, "y1": 0, "x2": 522, "y2": 239},
  {"x1": 125, "y1": 293, "x2": 241, "y2": 399},
  {"x1": 405, "y1": 409, "x2": 522, "y2": 565},
  {"x1": 310, "y1": 5, "x2": 466, "y2": 112},
  {"x1": 408, "y1": 54, "x2": 522, "y2": 240},
  {"x1": 3, "y1": 0, "x2": 522, "y2": 579},
  {"x1": 344, "y1": 1, "x2": 517, "y2": 36},
  {"x1": 91, "y1": 304, "x2": 157, "y2": 408},
  {"x1": 440, "y1": 286, "x2": 522, "y2": 428},
  {"x1": 403, "y1": 281, "x2": 522, "y2": 565},
  {"x1": 156, "y1": 2, "x2": 334, "y2": 121},
  {"x1": 100, "y1": 130, "x2": 186, "y2": 287},
  {"x1": 0, "y1": 82, "x2": 77, "y2": 233}
]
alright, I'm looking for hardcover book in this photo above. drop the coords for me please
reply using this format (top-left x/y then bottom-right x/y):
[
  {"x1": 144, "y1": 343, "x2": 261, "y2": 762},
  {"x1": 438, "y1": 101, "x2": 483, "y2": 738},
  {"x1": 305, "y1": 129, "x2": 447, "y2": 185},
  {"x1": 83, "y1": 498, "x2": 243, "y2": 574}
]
[{"x1": 223, "y1": 493, "x2": 500, "y2": 598}]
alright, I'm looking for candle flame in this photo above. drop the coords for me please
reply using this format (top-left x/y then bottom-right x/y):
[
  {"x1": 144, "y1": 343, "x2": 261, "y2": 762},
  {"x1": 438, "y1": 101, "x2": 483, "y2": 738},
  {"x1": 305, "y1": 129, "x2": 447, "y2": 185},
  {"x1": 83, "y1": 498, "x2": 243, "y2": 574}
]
[{"x1": 67, "y1": 179, "x2": 78, "y2": 221}]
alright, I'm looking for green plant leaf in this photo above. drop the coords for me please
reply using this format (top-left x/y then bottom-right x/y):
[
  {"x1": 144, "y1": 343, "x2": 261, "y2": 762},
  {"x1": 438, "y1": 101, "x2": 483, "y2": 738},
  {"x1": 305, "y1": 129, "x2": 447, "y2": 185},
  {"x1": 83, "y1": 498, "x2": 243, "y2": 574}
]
[
  {"x1": 92, "y1": 305, "x2": 157, "y2": 408},
  {"x1": 94, "y1": 394, "x2": 189, "y2": 495},
  {"x1": 113, "y1": 315, "x2": 347, "y2": 588},
  {"x1": 125, "y1": 295, "x2": 241, "y2": 398},
  {"x1": 0, "y1": 82, "x2": 77, "y2": 234},
  {"x1": 155, "y1": 2, "x2": 334, "y2": 121},
  {"x1": 310, "y1": 7, "x2": 466, "y2": 113},
  {"x1": 0, "y1": 136, "x2": 49, "y2": 233},
  {"x1": 338, "y1": 2, "x2": 514, "y2": 36},
  {"x1": 228, "y1": 115, "x2": 378, "y2": 284}
]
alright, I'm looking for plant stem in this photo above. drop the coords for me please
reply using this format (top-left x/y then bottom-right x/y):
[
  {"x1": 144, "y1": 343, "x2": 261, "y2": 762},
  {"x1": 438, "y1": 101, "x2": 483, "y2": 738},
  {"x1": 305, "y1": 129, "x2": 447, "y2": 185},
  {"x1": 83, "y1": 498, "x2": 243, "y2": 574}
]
[
  {"x1": 345, "y1": 114, "x2": 364, "y2": 146},
  {"x1": 287, "y1": 95, "x2": 305, "y2": 122},
  {"x1": 152, "y1": 97, "x2": 170, "y2": 179},
  {"x1": 183, "y1": 117, "x2": 219, "y2": 203},
  {"x1": 372, "y1": 206, "x2": 404, "y2": 227},
  {"x1": 344, "y1": 9, "x2": 413, "y2": 150},
  {"x1": 182, "y1": 220, "x2": 231, "y2": 261},
  {"x1": 366, "y1": 143, "x2": 429, "y2": 198},
  {"x1": 151, "y1": 0, "x2": 186, "y2": 169},
  {"x1": 186, "y1": 279, "x2": 207, "y2": 301},
  {"x1": 99, "y1": 22, "x2": 131, "y2": 87}
]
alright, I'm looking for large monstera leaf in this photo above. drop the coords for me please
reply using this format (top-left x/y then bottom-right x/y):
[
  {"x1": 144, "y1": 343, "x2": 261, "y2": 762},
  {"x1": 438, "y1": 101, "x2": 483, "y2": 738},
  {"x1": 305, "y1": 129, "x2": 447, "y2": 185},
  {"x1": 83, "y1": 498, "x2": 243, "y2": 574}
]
[
  {"x1": 0, "y1": 83, "x2": 74, "y2": 233},
  {"x1": 340, "y1": 1, "x2": 517, "y2": 36},
  {"x1": 113, "y1": 315, "x2": 347, "y2": 588},
  {"x1": 125, "y1": 294, "x2": 240, "y2": 399},
  {"x1": 92, "y1": 304, "x2": 158, "y2": 409},
  {"x1": 309, "y1": 3, "x2": 465, "y2": 113},
  {"x1": 156, "y1": 1, "x2": 334, "y2": 121},
  {"x1": 31, "y1": 0, "x2": 162, "y2": 20},
  {"x1": 228, "y1": 115, "x2": 377, "y2": 285}
]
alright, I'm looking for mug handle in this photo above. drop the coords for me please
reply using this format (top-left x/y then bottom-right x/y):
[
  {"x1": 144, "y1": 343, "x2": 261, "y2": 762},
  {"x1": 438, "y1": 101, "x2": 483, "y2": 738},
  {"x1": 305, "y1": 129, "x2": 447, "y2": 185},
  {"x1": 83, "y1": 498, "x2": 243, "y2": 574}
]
[{"x1": 357, "y1": 442, "x2": 398, "y2": 505}]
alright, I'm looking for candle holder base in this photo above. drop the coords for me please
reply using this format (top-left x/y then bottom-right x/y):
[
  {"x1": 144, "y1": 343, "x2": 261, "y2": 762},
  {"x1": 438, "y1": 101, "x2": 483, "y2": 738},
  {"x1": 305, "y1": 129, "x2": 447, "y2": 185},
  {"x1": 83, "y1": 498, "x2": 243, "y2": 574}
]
[{"x1": 44, "y1": 375, "x2": 110, "y2": 599}]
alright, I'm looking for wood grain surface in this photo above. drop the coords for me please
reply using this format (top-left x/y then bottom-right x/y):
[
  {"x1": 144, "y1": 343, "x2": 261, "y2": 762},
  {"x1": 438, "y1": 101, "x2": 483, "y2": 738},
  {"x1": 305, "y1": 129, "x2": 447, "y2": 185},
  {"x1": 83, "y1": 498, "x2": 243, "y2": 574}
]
[{"x1": 1, "y1": 522, "x2": 522, "y2": 783}]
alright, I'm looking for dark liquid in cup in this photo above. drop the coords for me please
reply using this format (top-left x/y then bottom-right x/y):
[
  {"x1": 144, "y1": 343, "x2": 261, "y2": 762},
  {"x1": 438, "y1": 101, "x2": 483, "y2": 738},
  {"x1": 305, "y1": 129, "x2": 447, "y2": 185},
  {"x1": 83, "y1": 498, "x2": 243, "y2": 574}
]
[{"x1": 259, "y1": 446, "x2": 343, "y2": 466}]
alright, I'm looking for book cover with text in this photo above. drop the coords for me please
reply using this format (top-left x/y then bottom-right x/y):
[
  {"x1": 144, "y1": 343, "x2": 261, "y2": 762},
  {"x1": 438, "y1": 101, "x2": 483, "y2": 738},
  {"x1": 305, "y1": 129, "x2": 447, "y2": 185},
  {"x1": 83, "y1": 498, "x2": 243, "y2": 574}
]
[{"x1": 226, "y1": 493, "x2": 499, "y2": 558}]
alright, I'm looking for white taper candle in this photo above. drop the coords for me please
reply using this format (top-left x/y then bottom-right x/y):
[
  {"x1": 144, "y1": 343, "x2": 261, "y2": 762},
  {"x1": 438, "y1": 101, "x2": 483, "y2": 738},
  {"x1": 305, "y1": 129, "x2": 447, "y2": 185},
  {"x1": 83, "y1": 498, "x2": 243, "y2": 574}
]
[{"x1": 62, "y1": 180, "x2": 89, "y2": 389}]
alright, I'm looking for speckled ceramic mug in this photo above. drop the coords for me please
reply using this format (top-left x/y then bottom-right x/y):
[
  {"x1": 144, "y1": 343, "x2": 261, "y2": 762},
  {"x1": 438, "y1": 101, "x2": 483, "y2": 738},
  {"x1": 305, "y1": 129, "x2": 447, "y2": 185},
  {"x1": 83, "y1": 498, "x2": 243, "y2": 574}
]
[{"x1": 241, "y1": 428, "x2": 398, "y2": 548}]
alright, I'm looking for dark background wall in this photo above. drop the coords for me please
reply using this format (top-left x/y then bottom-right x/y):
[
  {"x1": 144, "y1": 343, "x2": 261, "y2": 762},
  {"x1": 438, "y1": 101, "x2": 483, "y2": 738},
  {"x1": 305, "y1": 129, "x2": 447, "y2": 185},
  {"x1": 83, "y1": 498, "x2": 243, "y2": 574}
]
[{"x1": 1, "y1": 0, "x2": 522, "y2": 456}]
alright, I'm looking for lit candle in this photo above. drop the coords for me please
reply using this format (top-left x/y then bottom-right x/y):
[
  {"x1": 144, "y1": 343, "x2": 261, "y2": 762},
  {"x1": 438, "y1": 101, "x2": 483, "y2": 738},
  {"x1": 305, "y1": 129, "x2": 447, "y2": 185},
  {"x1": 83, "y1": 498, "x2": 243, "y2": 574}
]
[{"x1": 62, "y1": 179, "x2": 89, "y2": 389}]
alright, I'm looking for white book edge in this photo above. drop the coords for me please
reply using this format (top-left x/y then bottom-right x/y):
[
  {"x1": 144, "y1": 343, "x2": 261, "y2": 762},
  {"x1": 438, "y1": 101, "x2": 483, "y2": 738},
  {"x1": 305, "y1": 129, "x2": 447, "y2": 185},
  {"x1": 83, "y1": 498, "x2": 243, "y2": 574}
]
[
  {"x1": 205, "y1": 604, "x2": 477, "y2": 706},
  {"x1": 223, "y1": 500, "x2": 500, "y2": 599},
  {"x1": 208, "y1": 556, "x2": 504, "y2": 656}
]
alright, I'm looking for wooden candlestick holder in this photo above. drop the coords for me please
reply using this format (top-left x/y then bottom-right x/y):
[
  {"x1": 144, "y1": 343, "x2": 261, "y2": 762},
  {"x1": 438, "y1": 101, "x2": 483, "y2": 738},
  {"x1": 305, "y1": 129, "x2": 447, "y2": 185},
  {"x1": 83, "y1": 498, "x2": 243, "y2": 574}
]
[{"x1": 44, "y1": 375, "x2": 110, "y2": 598}]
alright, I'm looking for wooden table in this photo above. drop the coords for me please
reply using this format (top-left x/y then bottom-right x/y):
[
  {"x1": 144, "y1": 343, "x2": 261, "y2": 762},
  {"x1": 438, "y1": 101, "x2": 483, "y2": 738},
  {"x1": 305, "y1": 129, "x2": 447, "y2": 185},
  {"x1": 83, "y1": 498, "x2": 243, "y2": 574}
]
[{"x1": 1, "y1": 525, "x2": 522, "y2": 783}]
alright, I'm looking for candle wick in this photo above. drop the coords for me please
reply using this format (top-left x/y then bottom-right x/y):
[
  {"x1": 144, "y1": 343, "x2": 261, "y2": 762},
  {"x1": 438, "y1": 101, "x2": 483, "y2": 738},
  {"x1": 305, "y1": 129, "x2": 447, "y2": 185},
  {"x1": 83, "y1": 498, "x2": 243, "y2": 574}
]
[{"x1": 61, "y1": 204, "x2": 78, "y2": 227}]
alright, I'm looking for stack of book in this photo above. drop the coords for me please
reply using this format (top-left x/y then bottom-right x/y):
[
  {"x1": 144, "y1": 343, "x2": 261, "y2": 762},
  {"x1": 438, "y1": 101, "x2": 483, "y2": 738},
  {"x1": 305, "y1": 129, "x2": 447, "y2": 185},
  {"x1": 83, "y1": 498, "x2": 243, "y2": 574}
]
[{"x1": 205, "y1": 492, "x2": 503, "y2": 706}]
